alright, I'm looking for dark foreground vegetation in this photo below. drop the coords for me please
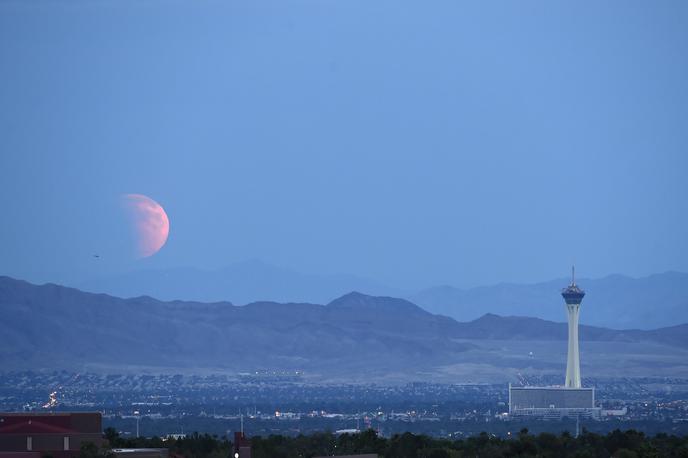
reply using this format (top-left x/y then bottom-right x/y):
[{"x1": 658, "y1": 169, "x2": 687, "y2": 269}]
[{"x1": 100, "y1": 427, "x2": 688, "y2": 458}]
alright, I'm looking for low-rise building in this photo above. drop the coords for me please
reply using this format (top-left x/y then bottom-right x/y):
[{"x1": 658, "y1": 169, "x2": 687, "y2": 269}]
[
  {"x1": 509, "y1": 385, "x2": 601, "y2": 419},
  {"x1": 0, "y1": 412, "x2": 103, "y2": 457}
]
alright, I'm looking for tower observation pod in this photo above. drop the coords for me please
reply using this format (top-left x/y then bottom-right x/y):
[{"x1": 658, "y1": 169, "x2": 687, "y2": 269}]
[{"x1": 561, "y1": 266, "x2": 585, "y2": 388}]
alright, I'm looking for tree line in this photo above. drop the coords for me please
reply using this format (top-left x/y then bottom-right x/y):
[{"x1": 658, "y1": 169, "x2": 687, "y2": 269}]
[{"x1": 90, "y1": 427, "x2": 688, "y2": 457}]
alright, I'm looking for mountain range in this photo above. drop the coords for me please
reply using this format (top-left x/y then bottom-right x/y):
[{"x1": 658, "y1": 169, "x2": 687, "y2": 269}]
[
  {"x1": 78, "y1": 263, "x2": 688, "y2": 329},
  {"x1": 411, "y1": 271, "x2": 688, "y2": 329},
  {"x1": 2, "y1": 276, "x2": 687, "y2": 382},
  {"x1": 78, "y1": 260, "x2": 405, "y2": 307}
]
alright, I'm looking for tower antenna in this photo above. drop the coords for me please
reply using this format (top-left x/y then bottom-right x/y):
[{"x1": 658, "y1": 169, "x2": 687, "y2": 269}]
[{"x1": 572, "y1": 265, "x2": 575, "y2": 286}]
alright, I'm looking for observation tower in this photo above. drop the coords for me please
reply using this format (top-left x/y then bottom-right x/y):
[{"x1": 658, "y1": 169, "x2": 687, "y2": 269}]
[
  {"x1": 561, "y1": 266, "x2": 585, "y2": 388},
  {"x1": 508, "y1": 268, "x2": 599, "y2": 419}
]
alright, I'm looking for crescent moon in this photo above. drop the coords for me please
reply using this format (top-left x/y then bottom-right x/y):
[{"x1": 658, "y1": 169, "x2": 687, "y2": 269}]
[{"x1": 121, "y1": 194, "x2": 170, "y2": 258}]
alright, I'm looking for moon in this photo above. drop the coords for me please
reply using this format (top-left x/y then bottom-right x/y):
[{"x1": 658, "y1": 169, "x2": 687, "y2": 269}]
[{"x1": 121, "y1": 194, "x2": 170, "y2": 258}]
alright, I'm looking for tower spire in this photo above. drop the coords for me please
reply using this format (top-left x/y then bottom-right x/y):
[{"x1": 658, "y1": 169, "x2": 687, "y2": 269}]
[{"x1": 572, "y1": 265, "x2": 575, "y2": 286}]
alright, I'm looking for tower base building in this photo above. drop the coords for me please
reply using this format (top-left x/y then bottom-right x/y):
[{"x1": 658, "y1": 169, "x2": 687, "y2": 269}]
[{"x1": 508, "y1": 385, "x2": 600, "y2": 419}]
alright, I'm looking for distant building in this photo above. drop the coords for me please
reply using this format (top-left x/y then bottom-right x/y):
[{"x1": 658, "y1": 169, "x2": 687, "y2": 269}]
[
  {"x1": 0, "y1": 412, "x2": 103, "y2": 457},
  {"x1": 508, "y1": 269, "x2": 603, "y2": 419},
  {"x1": 600, "y1": 407, "x2": 628, "y2": 417},
  {"x1": 509, "y1": 386, "x2": 600, "y2": 419},
  {"x1": 162, "y1": 434, "x2": 186, "y2": 441},
  {"x1": 561, "y1": 266, "x2": 585, "y2": 388}
]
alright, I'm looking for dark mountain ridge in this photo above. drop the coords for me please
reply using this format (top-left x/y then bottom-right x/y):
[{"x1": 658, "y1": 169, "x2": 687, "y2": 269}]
[
  {"x1": 1, "y1": 276, "x2": 687, "y2": 381},
  {"x1": 76, "y1": 262, "x2": 688, "y2": 330}
]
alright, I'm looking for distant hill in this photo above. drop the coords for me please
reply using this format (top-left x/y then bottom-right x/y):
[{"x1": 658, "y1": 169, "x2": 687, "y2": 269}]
[
  {"x1": 78, "y1": 260, "x2": 406, "y2": 305},
  {"x1": 0, "y1": 278, "x2": 466, "y2": 378},
  {"x1": 78, "y1": 263, "x2": 688, "y2": 330},
  {"x1": 409, "y1": 272, "x2": 688, "y2": 330},
  {"x1": 2, "y1": 277, "x2": 687, "y2": 382}
]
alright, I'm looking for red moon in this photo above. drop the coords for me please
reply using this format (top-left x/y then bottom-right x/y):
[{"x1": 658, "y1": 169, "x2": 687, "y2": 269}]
[{"x1": 121, "y1": 194, "x2": 170, "y2": 258}]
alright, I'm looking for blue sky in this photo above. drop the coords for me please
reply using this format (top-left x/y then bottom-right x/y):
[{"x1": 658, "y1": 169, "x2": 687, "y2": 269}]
[{"x1": 1, "y1": 1, "x2": 687, "y2": 290}]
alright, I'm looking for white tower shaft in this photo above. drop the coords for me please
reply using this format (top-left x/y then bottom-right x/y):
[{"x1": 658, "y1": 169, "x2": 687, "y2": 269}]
[{"x1": 565, "y1": 302, "x2": 581, "y2": 388}]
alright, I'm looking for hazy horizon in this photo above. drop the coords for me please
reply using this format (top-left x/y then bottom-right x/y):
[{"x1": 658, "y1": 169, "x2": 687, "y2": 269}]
[{"x1": 4, "y1": 258, "x2": 686, "y2": 296}]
